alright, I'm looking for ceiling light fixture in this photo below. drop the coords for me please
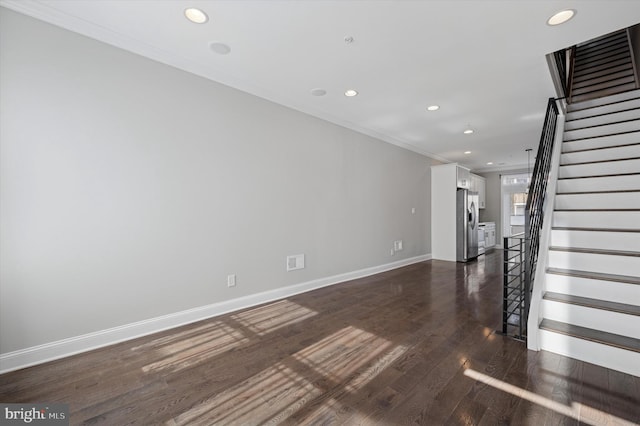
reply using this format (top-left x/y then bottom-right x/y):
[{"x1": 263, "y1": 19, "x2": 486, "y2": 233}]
[
  {"x1": 547, "y1": 9, "x2": 575, "y2": 26},
  {"x1": 464, "y1": 151, "x2": 471, "y2": 154},
  {"x1": 487, "y1": 162, "x2": 494, "y2": 165},
  {"x1": 344, "y1": 89, "x2": 358, "y2": 97},
  {"x1": 209, "y1": 42, "x2": 231, "y2": 55},
  {"x1": 184, "y1": 8, "x2": 208, "y2": 24},
  {"x1": 427, "y1": 105, "x2": 440, "y2": 111},
  {"x1": 463, "y1": 125, "x2": 474, "y2": 134}
]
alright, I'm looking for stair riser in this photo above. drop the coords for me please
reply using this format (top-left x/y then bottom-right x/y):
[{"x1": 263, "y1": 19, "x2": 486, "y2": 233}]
[
  {"x1": 548, "y1": 250, "x2": 640, "y2": 277},
  {"x1": 571, "y1": 83, "x2": 638, "y2": 104},
  {"x1": 564, "y1": 119, "x2": 640, "y2": 141},
  {"x1": 574, "y1": 51, "x2": 631, "y2": 72},
  {"x1": 573, "y1": 57, "x2": 632, "y2": 80},
  {"x1": 567, "y1": 89, "x2": 640, "y2": 112},
  {"x1": 575, "y1": 45, "x2": 630, "y2": 64},
  {"x1": 565, "y1": 109, "x2": 640, "y2": 131},
  {"x1": 572, "y1": 76, "x2": 636, "y2": 97},
  {"x1": 553, "y1": 210, "x2": 640, "y2": 229},
  {"x1": 545, "y1": 273, "x2": 639, "y2": 305},
  {"x1": 538, "y1": 330, "x2": 640, "y2": 377},
  {"x1": 578, "y1": 32, "x2": 626, "y2": 49},
  {"x1": 555, "y1": 192, "x2": 640, "y2": 210},
  {"x1": 562, "y1": 132, "x2": 640, "y2": 153},
  {"x1": 542, "y1": 300, "x2": 640, "y2": 339},
  {"x1": 557, "y1": 174, "x2": 640, "y2": 194},
  {"x1": 572, "y1": 63, "x2": 634, "y2": 86},
  {"x1": 561, "y1": 144, "x2": 640, "y2": 163},
  {"x1": 572, "y1": 70, "x2": 634, "y2": 91},
  {"x1": 550, "y1": 229, "x2": 640, "y2": 252},
  {"x1": 558, "y1": 158, "x2": 640, "y2": 178},
  {"x1": 566, "y1": 97, "x2": 640, "y2": 121}
]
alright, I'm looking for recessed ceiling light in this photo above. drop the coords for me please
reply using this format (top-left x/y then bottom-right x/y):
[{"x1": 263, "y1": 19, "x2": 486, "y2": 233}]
[
  {"x1": 310, "y1": 88, "x2": 327, "y2": 97},
  {"x1": 487, "y1": 162, "x2": 494, "y2": 165},
  {"x1": 209, "y1": 42, "x2": 231, "y2": 55},
  {"x1": 427, "y1": 105, "x2": 440, "y2": 111},
  {"x1": 344, "y1": 89, "x2": 358, "y2": 97},
  {"x1": 464, "y1": 151, "x2": 471, "y2": 154},
  {"x1": 463, "y1": 128, "x2": 474, "y2": 135},
  {"x1": 547, "y1": 9, "x2": 575, "y2": 26},
  {"x1": 184, "y1": 8, "x2": 208, "y2": 24}
]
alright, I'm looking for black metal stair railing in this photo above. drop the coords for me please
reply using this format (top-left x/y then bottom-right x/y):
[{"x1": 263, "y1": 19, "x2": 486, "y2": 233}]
[{"x1": 502, "y1": 98, "x2": 560, "y2": 340}]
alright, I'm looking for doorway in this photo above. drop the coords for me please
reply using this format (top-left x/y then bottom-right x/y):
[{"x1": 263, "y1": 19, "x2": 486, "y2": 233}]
[{"x1": 500, "y1": 173, "x2": 530, "y2": 238}]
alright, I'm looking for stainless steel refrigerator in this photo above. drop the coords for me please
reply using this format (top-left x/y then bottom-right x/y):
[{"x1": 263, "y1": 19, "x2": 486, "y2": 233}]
[{"x1": 456, "y1": 188, "x2": 479, "y2": 262}]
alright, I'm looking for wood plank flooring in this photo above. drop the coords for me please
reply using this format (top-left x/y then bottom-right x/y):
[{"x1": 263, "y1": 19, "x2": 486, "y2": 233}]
[{"x1": 1, "y1": 250, "x2": 639, "y2": 425}]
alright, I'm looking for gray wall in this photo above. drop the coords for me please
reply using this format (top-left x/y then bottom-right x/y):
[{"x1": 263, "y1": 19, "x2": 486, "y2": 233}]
[
  {"x1": 478, "y1": 168, "x2": 528, "y2": 245},
  {"x1": 0, "y1": 9, "x2": 435, "y2": 354}
]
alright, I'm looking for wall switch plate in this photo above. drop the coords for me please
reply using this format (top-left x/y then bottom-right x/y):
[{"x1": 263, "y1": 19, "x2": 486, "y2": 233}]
[
  {"x1": 411, "y1": 207, "x2": 416, "y2": 214},
  {"x1": 227, "y1": 274, "x2": 236, "y2": 287},
  {"x1": 394, "y1": 240, "x2": 403, "y2": 251},
  {"x1": 286, "y1": 254, "x2": 305, "y2": 271}
]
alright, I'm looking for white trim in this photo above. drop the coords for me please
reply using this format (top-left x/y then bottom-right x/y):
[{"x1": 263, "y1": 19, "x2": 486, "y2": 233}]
[{"x1": 0, "y1": 254, "x2": 431, "y2": 373}]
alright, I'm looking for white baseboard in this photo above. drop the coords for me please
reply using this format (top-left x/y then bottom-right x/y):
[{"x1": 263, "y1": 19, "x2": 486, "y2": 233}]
[{"x1": 0, "y1": 254, "x2": 431, "y2": 374}]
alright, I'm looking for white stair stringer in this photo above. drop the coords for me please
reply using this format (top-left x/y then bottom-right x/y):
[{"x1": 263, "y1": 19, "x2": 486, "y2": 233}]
[{"x1": 530, "y1": 82, "x2": 640, "y2": 376}]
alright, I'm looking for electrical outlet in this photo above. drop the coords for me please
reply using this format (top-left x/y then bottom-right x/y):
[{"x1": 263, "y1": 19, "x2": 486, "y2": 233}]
[
  {"x1": 286, "y1": 254, "x2": 305, "y2": 271},
  {"x1": 390, "y1": 248, "x2": 395, "y2": 256},
  {"x1": 394, "y1": 240, "x2": 403, "y2": 251},
  {"x1": 227, "y1": 274, "x2": 236, "y2": 287}
]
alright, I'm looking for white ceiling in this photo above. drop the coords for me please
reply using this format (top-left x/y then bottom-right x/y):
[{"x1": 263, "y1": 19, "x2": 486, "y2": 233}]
[{"x1": 3, "y1": 0, "x2": 640, "y2": 172}]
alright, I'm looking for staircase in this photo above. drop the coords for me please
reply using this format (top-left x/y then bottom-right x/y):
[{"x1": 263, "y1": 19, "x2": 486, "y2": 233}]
[
  {"x1": 537, "y1": 87, "x2": 640, "y2": 376},
  {"x1": 570, "y1": 29, "x2": 638, "y2": 103},
  {"x1": 531, "y1": 27, "x2": 640, "y2": 376}
]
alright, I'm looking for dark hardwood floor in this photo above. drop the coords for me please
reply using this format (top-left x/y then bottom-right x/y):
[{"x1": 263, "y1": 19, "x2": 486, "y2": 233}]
[{"x1": 1, "y1": 250, "x2": 639, "y2": 425}]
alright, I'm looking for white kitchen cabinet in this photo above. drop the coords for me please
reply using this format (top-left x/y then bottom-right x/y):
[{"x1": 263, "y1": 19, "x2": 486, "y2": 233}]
[
  {"x1": 482, "y1": 222, "x2": 496, "y2": 248},
  {"x1": 471, "y1": 173, "x2": 486, "y2": 209},
  {"x1": 457, "y1": 166, "x2": 470, "y2": 189}
]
